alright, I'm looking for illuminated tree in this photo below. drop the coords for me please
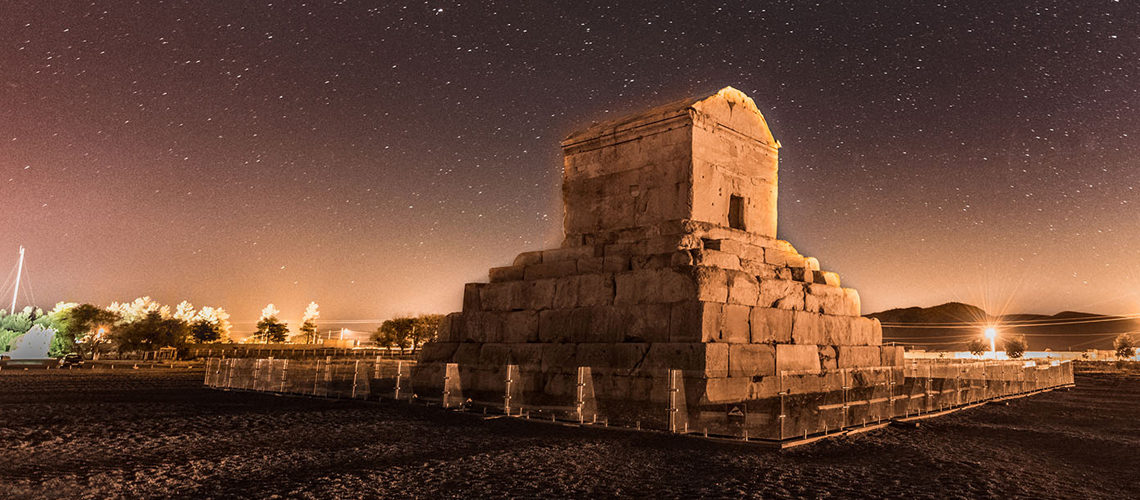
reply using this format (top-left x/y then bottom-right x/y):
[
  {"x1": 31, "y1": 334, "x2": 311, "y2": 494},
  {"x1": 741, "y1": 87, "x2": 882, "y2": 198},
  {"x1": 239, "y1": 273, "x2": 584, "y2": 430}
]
[
  {"x1": 173, "y1": 301, "x2": 197, "y2": 323},
  {"x1": 65, "y1": 304, "x2": 121, "y2": 358},
  {"x1": 106, "y1": 297, "x2": 167, "y2": 323},
  {"x1": 1003, "y1": 336, "x2": 1028, "y2": 359},
  {"x1": 1114, "y1": 334, "x2": 1136, "y2": 360},
  {"x1": 254, "y1": 303, "x2": 288, "y2": 343},
  {"x1": 190, "y1": 306, "x2": 231, "y2": 343},
  {"x1": 299, "y1": 302, "x2": 320, "y2": 344}
]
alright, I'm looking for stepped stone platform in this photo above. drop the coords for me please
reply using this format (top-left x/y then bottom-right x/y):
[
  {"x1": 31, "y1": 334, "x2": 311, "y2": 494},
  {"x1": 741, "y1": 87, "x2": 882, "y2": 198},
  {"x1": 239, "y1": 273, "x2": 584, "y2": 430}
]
[{"x1": 414, "y1": 87, "x2": 902, "y2": 407}]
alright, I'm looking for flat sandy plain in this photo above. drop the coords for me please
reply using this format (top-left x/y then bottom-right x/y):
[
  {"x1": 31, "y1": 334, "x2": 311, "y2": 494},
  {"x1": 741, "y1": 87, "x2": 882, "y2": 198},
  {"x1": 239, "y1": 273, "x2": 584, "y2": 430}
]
[{"x1": 0, "y1": 364, "x2": 1136, "y2": 499}]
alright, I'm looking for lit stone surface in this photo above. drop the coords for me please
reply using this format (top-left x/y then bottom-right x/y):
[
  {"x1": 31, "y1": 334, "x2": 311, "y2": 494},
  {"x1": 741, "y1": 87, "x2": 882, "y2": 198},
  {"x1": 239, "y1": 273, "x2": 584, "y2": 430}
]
[{"x1": 414, "y1": 87, "x2": 898, "y2": 405}]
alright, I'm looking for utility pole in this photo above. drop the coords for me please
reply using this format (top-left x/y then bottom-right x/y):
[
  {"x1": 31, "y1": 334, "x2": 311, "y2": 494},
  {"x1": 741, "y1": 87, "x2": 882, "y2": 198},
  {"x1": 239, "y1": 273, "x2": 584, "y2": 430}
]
[{"x1": 10, "y1": 246, "x2": 25, "y2": 313}]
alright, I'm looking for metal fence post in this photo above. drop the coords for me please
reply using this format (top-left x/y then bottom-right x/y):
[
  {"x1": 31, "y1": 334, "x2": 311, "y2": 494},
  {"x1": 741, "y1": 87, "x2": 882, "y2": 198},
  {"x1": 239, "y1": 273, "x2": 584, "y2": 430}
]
[
  {"x1": 313, "y1": 359, "x2": 321, "y2": 396},
  {"x1": 351, "y1": 360, "x2": 360, "y2": 399},
  {"x1": 504, "y1": 364, "x2": 515, "y2": 415},
  {"x1": 394, "y1": 360, "x2": 403, "y2": 400},
  {"x1": 280, "y1": 359, "x2": 289, "y2": 393}
]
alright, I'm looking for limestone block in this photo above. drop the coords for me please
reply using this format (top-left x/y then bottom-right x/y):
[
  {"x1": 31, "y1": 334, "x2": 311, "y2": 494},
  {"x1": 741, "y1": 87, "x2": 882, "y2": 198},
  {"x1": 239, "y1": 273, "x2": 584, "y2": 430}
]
[
  {"x1": 707, "y1": 304, "x2": 750, "y2": 343},
  {"x1": 537, "y1": 308, "x2": 593, "y2": 343},
  {"x1": 758, "y1": 279, "x2": 804, "y2": 310},
  {"x1": 790, "y1": 310, "x2": 826, "y2": 345},
  {"x1": 479, "y1": 282, "x2": 519, "y2": 312},
  {"x1": 749, "y1": 307, "x2": 794, "y2": 343},
  {"x1": 489, "y1": 265, "x2": 525, "y2": 283},
  {"x1": 502, "y1": 311, "x2": 538, "y2": 343},
  {"x1": 608, "y1": 303, "x2": 671, "y2": 343},
  {"x1": 820, "y1": 271, "x2": 841, "y2": 287},
  {"x1": 808, "y1": 284, "x2": 855, "y2": 316},
  {"x1": 725, "y1": 270, "x2": 759, "y2": 305},
  {"x1": 479, "y1": 343, "x2": 511, "y2": 368},
  {"x1": 776, "y1": 344, "x2": 821, "y2": 374},
  {"x1": 540, "y1": 344, "x2": 578, "y2": 374},
  {"x1": 640, "y1": 234, "x2": 703, "y2": 255},
  {"x1": 553, "y1": 276, "x2": 581, "y2": 309},
  {"x1": 542, "y1": 246, "x2": 596, "y2": 262},
  {"x1": 691, "y1": 249, "x2": 742, "y2": 270},
  {"x1": 703, "y1": 377, "x2": 751, "y2": 403},
  {"x1": 420, "y1": 342, "x2": 458, "y2": 362},
  {"x1": 436, "y1": 313, "x2": 458, "y2": 342},
  {"x1": 820, "y1": 314, "x2": 854, "y2": 345},
  {"x1": 775, "y1": 267, "x2": 795, "y2": 280},
  {"x1": 631, "y1": 253, "x2": 676, "y2": 270},
  {"x1": 702, "y1": 238, "x2": 747, "y2": 255},
  {"x1": 614, "y1": 269, "x2": 695, "y2": 305},
  {"x1": 818, "y1": 345, "x2": 837, "y2": 371},
  {"x1": 668, "y1": 301, "x2": 718, "y2": 343},
  {"x1": 453, "y1": 343, "x2": 482, "y2": 367},
  {"x1": 576, "y1": 273, "x2": 615, "y2": 307},
  {"x1": 837, "y1": 345, "x2": 881, "y2": 369},
  {"x1": 728, "y1": 344, "x2": 776, "y2": 378},
  {"x1": 693, "y1": 267, "x2": 729, "y2": 303},
  {"x1": 880, "y1": 345, "x2": 904, "y2": 367},
  {"x1": 466, "y1": 312, "x2": 504, "y2": 343},
  {"x1": 670, "y1": 250, "x2": 695, "y2": 266},
  {"x1": 603, "y1": 243, "x2": 633, "y2": 258},
  {"x1": 513, "y1": 251, "x2": 543, "y2": 267},
  {"x1": 577, "y1": 256, "x2": 604, "y2": 274},
  {"x1": 705, "y1": 342, "x2": 729, "y2": 376},
  {"x1": 739, "y1": 258, "x2": 777, "y2": 279},
  {"x1": 804, "y1": 257, "x2": 820, "y2": 271},
  {"x1": 843, "y1": 288, "x2": 862, "y2": 316},
  {"x1": 790, "y1": 266, "x2": 812, "y2": 282},
  {"x1": 577, "y1": 342, "x2": 650, "y2": 371},
  {"x1": 641, "y1": 342, "x2": 702, "y2": 371},
  {"x1": 509, "y1": 343, "x2": 543, "y2": 370},
  {"x1": 603, "y1": 254, "x2": 631, "y2": 273},
  {"x1": 463, "y1": 283, "x2": 484, "y2": 311},
  {"x1": 764, "y1": 248, "x2": 805, "y2": 268},
  {"x1": 525, "y1": 260, "x2": 577, "y2": 281},
  {"x1": 526, "y1": 279, "x2": 556, "y2": 310},
  {"x1": 568, "y1": 306, "x2": 617, "y2": 343}
]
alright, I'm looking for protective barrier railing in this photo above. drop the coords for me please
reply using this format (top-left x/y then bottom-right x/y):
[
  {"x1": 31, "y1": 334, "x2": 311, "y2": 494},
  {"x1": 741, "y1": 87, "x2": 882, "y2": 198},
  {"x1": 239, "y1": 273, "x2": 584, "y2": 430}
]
[{"x1": 203, "y1": 357, "x2": 1074, "y2": 443}]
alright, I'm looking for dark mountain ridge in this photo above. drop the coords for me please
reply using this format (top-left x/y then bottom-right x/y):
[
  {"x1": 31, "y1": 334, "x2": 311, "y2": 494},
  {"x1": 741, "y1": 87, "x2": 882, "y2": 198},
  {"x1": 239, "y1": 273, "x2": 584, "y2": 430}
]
[{"x1": 867, "y1": 302, "x2": 1135, "y2": 351}]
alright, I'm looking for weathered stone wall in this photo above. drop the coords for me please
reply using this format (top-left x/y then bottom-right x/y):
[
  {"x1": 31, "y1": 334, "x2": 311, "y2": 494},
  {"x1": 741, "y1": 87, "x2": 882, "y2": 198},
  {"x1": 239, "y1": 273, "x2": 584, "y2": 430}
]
[{"x1": 414, "y1": 87, "x2": 900, "y2": 407}]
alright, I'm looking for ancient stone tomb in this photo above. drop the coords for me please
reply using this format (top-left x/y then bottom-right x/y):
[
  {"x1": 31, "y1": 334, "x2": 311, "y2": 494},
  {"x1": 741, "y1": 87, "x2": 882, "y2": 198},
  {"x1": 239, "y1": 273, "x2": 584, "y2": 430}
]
[{"x1": 415, "y1": 87, "x2": 902, "y2": 407}]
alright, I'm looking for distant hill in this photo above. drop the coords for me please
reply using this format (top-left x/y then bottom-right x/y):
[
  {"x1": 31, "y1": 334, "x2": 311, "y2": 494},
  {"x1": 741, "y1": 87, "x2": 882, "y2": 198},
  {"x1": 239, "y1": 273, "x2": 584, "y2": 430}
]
[{"x1": 866, "y1": 302, "x2": 1137, "y2": 352}]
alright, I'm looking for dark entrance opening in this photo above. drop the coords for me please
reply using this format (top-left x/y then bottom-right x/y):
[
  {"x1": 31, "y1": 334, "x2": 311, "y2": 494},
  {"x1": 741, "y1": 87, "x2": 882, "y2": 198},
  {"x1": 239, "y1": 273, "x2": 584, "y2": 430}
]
[{"x1": 728, "y1": 195, "x2": 745, "y2": 230}]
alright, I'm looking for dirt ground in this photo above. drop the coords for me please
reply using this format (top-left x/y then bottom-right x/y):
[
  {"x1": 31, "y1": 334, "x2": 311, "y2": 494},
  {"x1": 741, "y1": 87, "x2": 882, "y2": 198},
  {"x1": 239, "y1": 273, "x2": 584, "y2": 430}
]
[{"x1": 0, "y1": 367, "x2": 1136, "y2": 499}]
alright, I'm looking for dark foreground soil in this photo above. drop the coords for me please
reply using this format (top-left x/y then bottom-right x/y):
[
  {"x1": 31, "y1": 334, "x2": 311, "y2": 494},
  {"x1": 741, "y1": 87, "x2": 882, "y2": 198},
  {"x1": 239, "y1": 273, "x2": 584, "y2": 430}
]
[{"x1": 0, "y1": 368, "x2": 1137, "y2": 499}]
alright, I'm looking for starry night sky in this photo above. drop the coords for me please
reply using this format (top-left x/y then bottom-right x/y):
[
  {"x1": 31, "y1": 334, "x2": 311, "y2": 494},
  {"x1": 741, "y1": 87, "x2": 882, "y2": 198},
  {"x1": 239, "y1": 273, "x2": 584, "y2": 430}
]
[{"x1": 2, "y1": 1, "x2": 1137, "y2": 337}]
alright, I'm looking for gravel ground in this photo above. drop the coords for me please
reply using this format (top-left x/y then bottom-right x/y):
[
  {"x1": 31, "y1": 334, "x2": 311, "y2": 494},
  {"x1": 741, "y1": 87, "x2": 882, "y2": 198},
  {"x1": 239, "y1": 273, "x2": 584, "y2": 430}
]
[{"x1": 0, "y1": 367, "x2": 1136, "y2": 499}]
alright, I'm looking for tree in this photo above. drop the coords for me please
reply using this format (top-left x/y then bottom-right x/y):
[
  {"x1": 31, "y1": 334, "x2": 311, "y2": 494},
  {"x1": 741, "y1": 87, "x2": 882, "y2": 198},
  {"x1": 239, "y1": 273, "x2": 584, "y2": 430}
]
[
  {"x1": 190, "y1": 306, "x2": 231, "y2": 343},
  {"x1": 65, "y1": 304, "x2": 120, "y2": 359},
  {"x1": 1114, "y1": 334, "x2": 1136, "y2": 360},
  {"x1": 411, "y1": 314, "x2": 444, "y2": 353},
  {"x1": 299, "y1": 302, "x2": 320, "y2": 344},
  {"x1": 1003, "y1": 336, "x2": 1028, "y2": 359},
  {"x1": 373, "y1": 317, "x2": 413, "y2": 353},
  {"x1": 372, "y1": 314, "x2": 445, "y2": 354},
  {"x1": 111, "y1": 311, "x2": 189, "y2": 353},
  {"x1": 966, "y1": 338, "x2": 989, "y2": 358},
  {"x1": 189, "y1": 320, "x2": 223, "y2": 343},
  {"x1": 254, "y1": 304, "x2": 288, "y2": 343}
]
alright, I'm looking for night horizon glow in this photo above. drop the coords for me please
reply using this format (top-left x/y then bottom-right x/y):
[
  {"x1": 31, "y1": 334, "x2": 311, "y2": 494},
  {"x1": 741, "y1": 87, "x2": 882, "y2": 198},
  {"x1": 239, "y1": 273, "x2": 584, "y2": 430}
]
[{"x1": 2, "y1": 2, "x2": 1138, "y2": 335}]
